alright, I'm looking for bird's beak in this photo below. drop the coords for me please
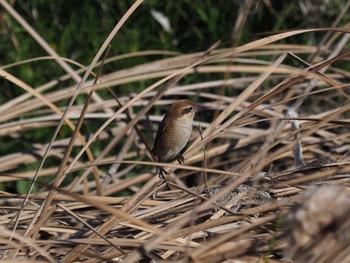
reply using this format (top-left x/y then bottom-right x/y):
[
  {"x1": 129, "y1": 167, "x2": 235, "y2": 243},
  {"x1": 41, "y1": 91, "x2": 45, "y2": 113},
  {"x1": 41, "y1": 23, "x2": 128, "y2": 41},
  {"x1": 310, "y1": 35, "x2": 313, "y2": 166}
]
[{"x1": 196, "y1": 105, "x2": 210, "y2": 112}]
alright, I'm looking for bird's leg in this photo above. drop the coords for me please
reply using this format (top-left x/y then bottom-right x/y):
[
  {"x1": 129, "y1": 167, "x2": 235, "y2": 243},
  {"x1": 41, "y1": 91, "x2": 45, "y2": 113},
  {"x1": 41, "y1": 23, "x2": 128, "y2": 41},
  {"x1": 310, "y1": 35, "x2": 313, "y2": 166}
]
[
  {"x1": 177, "y1": 154, "x2": 185, "y2": 164},
  {"x1": 153, "y1": 165, "x2": 170, "y2": 199},
  {"x1": 154, "y1": 156, "x2": 167, "y2": 179}
]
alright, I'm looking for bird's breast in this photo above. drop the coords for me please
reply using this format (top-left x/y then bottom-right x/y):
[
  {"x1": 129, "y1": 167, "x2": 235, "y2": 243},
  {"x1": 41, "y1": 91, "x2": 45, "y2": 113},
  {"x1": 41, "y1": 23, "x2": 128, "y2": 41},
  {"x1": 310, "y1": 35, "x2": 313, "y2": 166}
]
[{"x1": 169, "y1": 119, "x2": 193, "y2": 153}]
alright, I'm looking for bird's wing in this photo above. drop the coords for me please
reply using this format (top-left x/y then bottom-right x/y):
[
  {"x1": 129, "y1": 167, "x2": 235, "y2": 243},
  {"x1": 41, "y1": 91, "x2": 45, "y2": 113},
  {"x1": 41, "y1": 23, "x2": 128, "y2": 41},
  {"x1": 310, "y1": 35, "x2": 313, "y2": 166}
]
[{"x1": 152, "y1": 115, "x2": 168, "y2": 154}]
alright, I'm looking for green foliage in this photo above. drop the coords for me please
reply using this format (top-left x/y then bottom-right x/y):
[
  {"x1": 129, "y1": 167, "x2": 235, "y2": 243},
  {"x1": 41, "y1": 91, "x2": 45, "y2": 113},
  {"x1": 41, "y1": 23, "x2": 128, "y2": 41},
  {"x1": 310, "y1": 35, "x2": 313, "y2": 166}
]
[{"x1": 1, "y1": 1, "x2": 346, "y2": 85}]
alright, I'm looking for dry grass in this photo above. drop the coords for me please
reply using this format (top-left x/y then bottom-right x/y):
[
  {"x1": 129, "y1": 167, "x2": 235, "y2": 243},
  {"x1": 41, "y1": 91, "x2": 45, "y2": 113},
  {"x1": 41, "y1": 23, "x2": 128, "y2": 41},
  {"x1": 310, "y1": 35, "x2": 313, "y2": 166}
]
[{"x1": 1, "y1": 1, "x2": 350, "y2": 262}]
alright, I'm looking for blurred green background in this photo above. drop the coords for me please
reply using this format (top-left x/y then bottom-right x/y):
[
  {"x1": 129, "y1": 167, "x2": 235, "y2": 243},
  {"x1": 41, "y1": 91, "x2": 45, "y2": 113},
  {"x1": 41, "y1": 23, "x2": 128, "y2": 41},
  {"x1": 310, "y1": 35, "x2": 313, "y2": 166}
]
[{"x1": 1, "y1": 0, "x2": 346, "y2": 88}]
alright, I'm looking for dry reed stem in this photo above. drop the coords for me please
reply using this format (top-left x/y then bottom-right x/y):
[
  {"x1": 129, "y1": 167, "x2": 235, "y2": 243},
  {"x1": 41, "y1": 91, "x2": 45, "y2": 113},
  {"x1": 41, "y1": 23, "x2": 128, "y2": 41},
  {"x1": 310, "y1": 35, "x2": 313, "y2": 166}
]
[{"x1": 0, "y1": 5, "x2": 349, "y2": 261}]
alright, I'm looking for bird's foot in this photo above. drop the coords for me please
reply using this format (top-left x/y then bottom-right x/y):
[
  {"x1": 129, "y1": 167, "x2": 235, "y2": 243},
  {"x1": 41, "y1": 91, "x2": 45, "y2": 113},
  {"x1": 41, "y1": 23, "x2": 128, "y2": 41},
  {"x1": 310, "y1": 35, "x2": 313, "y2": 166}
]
[
  {"x1": 156, "y1": 166, "x2": 169, "y2": 179},
  {"x1": 177, "y1": 154, "x2": 185, "y2": 164}
]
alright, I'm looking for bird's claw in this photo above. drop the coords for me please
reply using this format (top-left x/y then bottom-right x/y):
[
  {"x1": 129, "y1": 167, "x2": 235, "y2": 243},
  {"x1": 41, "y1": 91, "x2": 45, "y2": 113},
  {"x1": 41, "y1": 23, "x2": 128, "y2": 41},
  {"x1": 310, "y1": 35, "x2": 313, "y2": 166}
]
[
  {"x1": 177, "y1": 154, "x2": 185, "y2": 164},
  {"x1": 156, "y1": 166, "x2": 169, "y2": 179}
]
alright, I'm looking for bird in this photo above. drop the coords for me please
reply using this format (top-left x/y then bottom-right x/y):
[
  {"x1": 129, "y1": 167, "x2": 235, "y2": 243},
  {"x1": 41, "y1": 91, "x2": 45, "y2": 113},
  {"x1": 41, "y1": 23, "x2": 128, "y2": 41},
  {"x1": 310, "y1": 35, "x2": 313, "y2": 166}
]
[{"x1": 152, "y1": 99, "x2": 197, "y2": 178}]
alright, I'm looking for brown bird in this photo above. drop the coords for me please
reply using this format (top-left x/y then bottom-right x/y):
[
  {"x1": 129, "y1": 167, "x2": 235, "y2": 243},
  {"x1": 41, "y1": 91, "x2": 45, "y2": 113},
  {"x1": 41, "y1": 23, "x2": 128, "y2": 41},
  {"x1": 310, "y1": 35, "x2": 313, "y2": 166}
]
[{"x1": 152, "y1": 99, "x2": 197, "y2": 178}]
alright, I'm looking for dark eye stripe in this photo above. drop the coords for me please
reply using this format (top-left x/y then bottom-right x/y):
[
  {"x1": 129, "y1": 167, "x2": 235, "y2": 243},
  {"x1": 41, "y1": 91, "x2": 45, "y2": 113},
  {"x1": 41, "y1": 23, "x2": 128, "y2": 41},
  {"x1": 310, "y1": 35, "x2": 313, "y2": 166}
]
[{"x1": 181, "y1": 106, "x2": 193, "y2": 115}]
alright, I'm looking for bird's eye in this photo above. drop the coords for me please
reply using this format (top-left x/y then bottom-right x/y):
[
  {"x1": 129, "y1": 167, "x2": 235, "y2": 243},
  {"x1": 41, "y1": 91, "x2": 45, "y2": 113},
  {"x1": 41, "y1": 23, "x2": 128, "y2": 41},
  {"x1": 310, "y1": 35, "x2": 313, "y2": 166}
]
[{"x1": 181, "y1": 106, "x2": 194, "y2": 115}]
